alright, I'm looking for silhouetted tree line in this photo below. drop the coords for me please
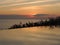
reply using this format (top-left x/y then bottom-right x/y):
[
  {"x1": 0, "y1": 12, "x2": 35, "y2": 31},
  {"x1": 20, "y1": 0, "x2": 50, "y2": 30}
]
[{"x1": 9, "y1": 17, "x2": 60, "y2": 29}]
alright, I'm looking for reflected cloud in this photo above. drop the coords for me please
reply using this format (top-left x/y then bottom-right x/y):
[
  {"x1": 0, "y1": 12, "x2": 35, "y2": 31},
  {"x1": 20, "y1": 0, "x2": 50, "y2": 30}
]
[{"x1": 0, "y1": 27, "x2": 60, "y2": 45}]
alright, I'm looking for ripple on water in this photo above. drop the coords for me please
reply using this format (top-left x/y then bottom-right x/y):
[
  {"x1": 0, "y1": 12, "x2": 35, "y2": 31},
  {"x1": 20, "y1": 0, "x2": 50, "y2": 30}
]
[{"x1": 0, "y1": 27, "x2": 60, "y2": 45}]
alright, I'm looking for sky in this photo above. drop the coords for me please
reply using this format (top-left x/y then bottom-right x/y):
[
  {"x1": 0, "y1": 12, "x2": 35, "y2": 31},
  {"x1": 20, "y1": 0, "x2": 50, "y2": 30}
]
[{"x1": 0, "y1": 0, "x2": 60, "y2": 15}]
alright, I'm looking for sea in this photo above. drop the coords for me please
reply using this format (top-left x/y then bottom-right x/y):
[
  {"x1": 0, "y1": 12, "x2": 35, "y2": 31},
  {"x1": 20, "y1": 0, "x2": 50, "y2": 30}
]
[
  {"x1": 0, "y1": 19, "x2": 40, "y2": 30},
  {"x1": 0, "y1": 19, "x2": 60, "y2": 45}
]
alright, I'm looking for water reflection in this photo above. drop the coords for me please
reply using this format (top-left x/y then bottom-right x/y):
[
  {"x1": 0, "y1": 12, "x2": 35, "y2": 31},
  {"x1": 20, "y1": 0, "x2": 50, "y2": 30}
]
[{"x1": 0, "y1": 27, "x2": 60, "y2": 45}]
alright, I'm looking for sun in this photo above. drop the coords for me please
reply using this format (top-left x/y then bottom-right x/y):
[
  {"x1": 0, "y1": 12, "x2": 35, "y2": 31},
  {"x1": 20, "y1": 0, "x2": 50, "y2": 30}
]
[
  {"x1": 27, "y1": 15, "x2": 35, "y2": 18},
  {"x1": 27, "y1": 11, "x2": 37, "y2": 15},
  {"x1": 26, "y1": 12, "x2": 37, "y2": 18}
]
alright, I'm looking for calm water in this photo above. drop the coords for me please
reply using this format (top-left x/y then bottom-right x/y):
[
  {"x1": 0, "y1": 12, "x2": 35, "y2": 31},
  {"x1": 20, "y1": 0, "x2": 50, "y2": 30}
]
[
  {"x1": 0, "y1": 19, "x2": 40, "y2": 30},
  {"x1": 0, "y1": 19, "x2": 60, "y2": 45}
]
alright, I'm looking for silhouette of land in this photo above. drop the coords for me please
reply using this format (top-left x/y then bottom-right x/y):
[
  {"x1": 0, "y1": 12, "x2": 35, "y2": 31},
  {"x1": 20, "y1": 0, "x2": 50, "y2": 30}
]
[
  {"x1": 9, "y1": 16, "x2": 60, "y2": 29},
  {"x1": 0, "y1": 14, "x2": 57, "y2": 19}
]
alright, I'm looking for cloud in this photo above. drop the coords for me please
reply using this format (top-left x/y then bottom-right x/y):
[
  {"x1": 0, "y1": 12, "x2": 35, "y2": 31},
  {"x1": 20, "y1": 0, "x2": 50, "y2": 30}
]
[
  {"x1": 0, "y1": 0, "x2": 60, "y2": 15},
  {"x1": 0, "y1": 0, "x2": 60, "y2": 8}
]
